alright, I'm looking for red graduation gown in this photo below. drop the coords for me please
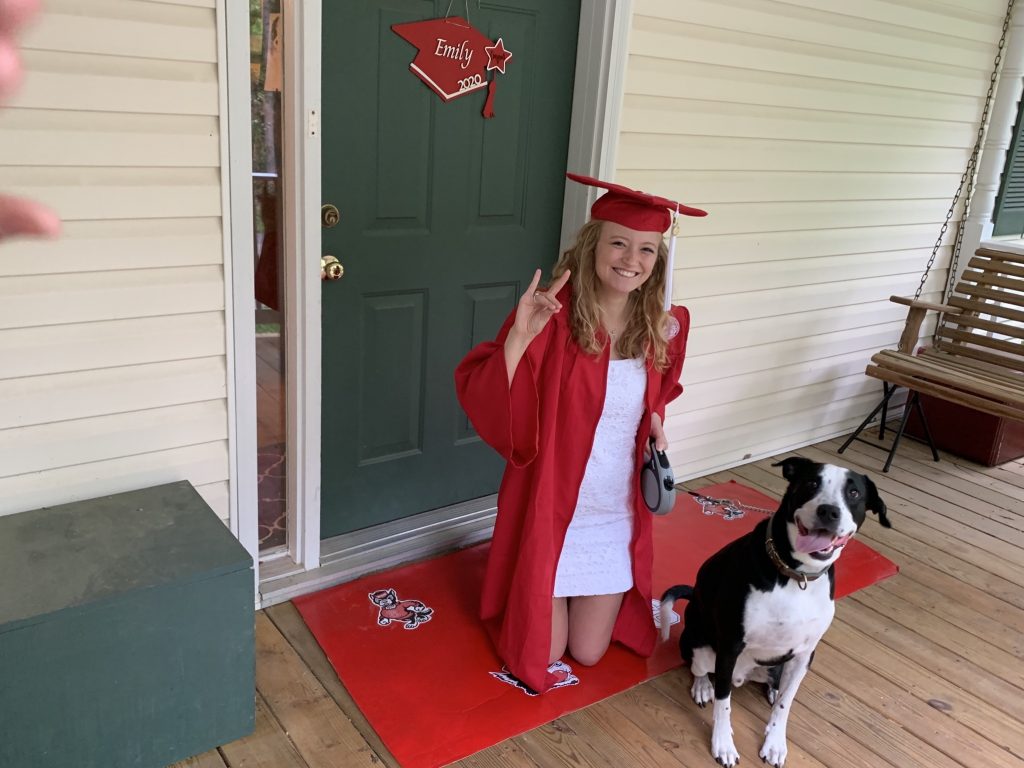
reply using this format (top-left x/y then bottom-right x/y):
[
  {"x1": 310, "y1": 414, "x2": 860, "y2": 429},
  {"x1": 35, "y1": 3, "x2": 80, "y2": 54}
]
[{"x1": 454, "y1": 289, "x2": 690, "y2": 693}]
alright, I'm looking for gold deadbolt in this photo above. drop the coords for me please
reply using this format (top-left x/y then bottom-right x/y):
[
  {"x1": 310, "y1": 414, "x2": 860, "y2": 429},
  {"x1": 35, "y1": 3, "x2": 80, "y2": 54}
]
[
  {"x1": 321, "y1": 204, "x2": 340, "y2": 228},
  {"x1": 321, "y1": 255, "x2": 344, "y2": 281}
]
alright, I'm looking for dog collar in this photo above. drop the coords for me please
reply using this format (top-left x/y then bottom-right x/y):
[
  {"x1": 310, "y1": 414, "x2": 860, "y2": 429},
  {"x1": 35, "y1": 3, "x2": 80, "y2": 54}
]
[{"x1": 765, "y1": 517, "x2": 828, "y2": 590}]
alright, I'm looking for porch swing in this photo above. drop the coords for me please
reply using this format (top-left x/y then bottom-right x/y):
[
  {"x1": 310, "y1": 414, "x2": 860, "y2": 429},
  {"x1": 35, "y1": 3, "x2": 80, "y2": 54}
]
[{"x1": 839, "y1": 0, "x2": 1024, "y2": 472}]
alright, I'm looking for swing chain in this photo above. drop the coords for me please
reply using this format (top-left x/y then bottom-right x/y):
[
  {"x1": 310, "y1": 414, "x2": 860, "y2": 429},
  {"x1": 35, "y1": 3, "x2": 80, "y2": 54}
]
[{"x1": 915, "y1": 0, "x2": 1015, "y2": 310}]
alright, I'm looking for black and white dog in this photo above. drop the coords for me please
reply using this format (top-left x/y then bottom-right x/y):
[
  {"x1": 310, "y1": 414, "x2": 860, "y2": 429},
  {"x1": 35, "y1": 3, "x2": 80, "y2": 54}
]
[{"x1": 660, "y1": 458, "x2": 890, "y2": 767}]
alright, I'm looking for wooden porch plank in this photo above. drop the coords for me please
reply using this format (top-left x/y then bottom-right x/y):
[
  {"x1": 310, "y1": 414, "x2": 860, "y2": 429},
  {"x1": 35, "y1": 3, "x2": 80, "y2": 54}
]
[
  {"x1": 824, "y1": 620, "x2": 1024, "y2": 760},
  {"x1": 854, "y1": 522, "x2": 1024, "y2": 622},
  {"x1": 514, "y1": 717, "x2": 622, "y2": 768},
  {"x1": 263, "y1": 602, "x2": 401, "y2": 768},
  {"x1": 834, "y1": 597, "x2": 1024, "y2": 724},
  {"x1": 605, "y1": 675, "x2": 828, "y2": 768},
  {"x1": 253, "y1": 612, "x2": 382, "y2": 768},
  {"x1": 651, "y1": 670, "x2": 895, "y2": 768},
  {"x1": 872, "y1": 572, "x2": 1023, "y2": 658},
  {"x1": 811, "y1": 637, "x2": 1024, "y2": 768},
  {"x1": 835, "y1": 524, "x2": 1024, "y2": 634},
  {"x1": 602, "y1": 684, "x2": 740, "y2": 768},
  {"x1": 170, "y1": 751, "x2": 228, "y2": 768},
  {"x1": 787, "y1": 664, "x2": 958, "y2": 768},
  {"x1": 850, "y1": 522, "x2": 1024, "y2": 633},
  {"x1": 981, "y1": 461, "x2": 1024, "y2": 490},
  {"x1": 456, "y1": 739, "x2": 542, "y2": 767},
  {"x1": 850, "y1": 587, "x2": 1024, "y2": 690},
  {"x1": 893, "y1": 436, "x2": 1024, "y2": 507},
  {"x1": 217, "y1": 693, "x2": 308, "y2": 768},
  {"x1": 566, "y1": 700, "x2": 696, "y2": 768}
]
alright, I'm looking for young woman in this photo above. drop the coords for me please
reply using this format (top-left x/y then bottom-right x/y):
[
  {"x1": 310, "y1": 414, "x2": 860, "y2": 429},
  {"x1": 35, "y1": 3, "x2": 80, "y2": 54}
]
[{"x1": 455, "y1": 173, "x2": 705, "y2": 693}]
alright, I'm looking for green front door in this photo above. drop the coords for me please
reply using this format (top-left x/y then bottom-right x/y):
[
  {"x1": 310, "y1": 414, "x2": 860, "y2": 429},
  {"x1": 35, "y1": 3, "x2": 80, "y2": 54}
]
[{"x1": 320, "y1": 0, "x2": 580, "y2": 539}]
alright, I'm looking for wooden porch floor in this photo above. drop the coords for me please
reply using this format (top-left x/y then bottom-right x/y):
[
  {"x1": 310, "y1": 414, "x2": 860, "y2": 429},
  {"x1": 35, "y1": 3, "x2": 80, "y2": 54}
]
[{"x1": 176, "y1": 431, "x2": 1024, "y2": 768}]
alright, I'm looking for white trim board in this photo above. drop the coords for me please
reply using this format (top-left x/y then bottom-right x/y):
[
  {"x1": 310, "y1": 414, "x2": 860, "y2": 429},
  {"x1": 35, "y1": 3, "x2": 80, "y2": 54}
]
[
  {"x1": 220, "y1": 0, "x2": 258, "y2": 582},
  {"x1": 560, "y1": 0, "x2": 633, "y2": 250},
  {"x1": 281, "y1": 0, "x2": 323, "y2": 575}
]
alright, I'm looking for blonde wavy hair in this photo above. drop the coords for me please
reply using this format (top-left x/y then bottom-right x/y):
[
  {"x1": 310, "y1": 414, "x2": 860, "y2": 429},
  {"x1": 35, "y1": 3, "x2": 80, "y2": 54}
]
[{"x1": 551, "y1": 219, "x2": 672, "y2": 371}]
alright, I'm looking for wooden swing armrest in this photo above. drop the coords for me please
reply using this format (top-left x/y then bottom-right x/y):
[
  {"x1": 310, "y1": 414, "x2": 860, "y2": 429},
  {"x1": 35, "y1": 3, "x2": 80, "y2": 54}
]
[
  {"x1": 888, "y1": 295, "x2": 962, "y2": 315},
  {"x1": 889, "y1": 295, "x2": 961, "y2": 354}
]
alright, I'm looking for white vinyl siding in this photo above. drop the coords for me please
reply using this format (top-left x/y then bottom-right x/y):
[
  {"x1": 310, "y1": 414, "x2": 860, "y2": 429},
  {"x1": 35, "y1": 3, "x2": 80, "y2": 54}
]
[
  {"x1": 0, "y1": 0, "x2": 230, "y2": 521},
  {"x1": 618, "y1": 0, "x2": 1008, "y2": 479}
]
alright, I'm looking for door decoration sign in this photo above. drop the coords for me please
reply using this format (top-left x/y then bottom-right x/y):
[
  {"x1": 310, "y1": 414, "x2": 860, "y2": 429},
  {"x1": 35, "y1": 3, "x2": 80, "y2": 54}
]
[{"x1": 391, "y1": 17, "x2": 512, "y2": 118}]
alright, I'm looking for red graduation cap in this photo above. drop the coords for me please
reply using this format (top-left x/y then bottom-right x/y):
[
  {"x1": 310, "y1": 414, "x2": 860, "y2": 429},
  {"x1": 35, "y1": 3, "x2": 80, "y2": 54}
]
[
  {"x1": 566, "y1": 172, "x2": 706, "y2": 232},
  {"x1": 566, "y1": 173, "x2": 707, "y2": 310}
]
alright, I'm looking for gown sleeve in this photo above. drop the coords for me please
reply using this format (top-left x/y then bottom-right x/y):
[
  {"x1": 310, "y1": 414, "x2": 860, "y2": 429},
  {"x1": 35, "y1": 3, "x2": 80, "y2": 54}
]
[
  {"x1": 454, "y1": 311, "x2": 551, "y2": 468},
  {"x1": 654, "y1": 305, "x2": 691, "y2": 420}
]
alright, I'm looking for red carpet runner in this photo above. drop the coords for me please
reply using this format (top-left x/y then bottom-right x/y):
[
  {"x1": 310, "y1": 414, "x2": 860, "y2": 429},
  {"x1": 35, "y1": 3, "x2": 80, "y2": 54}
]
[{"x1": 294, "y1": 481, "x2": 898, "y2": 767}]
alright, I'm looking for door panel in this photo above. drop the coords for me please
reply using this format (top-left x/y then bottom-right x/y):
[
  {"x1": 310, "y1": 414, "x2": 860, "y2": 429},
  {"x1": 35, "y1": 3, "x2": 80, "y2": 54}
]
[
  {"x1": 356, "y1": 292, "x2": 426, "y2": 465},
  {"x1": 321, "y1": 0, "x2": 580, "y2": 538}
]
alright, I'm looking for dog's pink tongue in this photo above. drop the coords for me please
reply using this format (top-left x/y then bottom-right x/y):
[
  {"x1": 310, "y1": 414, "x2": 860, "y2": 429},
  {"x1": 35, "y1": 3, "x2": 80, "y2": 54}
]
[{"x1": 795, "y1": 531, "x2": 835, "y2": 553}]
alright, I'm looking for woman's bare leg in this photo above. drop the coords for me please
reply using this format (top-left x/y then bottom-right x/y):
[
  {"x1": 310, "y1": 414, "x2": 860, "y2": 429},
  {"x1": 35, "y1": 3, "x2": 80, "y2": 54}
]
[
  {"x1": 566, "y1": 593, "x2": 624, "y2": 666},
  {"x1": 550, "y1": 597, "x2": 569, "y2": 664}
]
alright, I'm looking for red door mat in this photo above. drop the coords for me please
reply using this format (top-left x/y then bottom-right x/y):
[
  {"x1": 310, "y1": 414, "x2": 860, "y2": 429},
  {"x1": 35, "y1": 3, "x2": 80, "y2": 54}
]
[{"x1": 293, "y1": 481, "x2": 898, "y2": 768}]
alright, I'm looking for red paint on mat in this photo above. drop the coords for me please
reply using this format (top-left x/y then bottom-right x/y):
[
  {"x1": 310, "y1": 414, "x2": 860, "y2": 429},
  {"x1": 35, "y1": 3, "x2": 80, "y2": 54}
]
[{"x1": 293, "y1": 481, "x2": 898, "y2": 768}]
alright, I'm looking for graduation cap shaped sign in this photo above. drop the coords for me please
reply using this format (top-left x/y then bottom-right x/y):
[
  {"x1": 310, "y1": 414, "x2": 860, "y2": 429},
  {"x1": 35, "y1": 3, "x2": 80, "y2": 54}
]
[{"x1": 392, "y1": 17, "x2": 512, "y2": 118}]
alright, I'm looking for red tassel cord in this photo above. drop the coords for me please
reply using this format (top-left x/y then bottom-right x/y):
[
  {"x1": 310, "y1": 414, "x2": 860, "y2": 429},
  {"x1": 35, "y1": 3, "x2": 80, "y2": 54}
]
[{"x1": 482, "y1": 78, "x2": 497, "y2": 118}]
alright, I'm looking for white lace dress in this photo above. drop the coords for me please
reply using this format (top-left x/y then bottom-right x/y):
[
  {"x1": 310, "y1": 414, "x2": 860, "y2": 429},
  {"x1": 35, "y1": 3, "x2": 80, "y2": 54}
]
[{"x1": 553, "y1": 357, "x2": 647, "y2": 598}]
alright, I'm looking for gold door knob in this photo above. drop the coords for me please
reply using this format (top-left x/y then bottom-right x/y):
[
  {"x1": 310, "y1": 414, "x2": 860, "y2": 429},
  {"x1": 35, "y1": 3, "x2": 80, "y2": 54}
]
[{"x1": 321, "y1": 255, "x2": 344, "y2": 281}]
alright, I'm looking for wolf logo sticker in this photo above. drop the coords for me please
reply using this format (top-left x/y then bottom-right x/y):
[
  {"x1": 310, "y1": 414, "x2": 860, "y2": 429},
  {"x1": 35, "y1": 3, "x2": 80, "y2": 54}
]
[
  {"x1": 368, "y1": 588, "x2": 434, "y2": 630},
  {"x1": 489, "y1": 661, "x2": 580, "y2": 696}
]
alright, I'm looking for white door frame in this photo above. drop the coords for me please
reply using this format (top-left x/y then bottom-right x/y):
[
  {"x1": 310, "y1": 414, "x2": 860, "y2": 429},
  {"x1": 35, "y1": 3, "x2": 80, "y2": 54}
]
[
  {"x1": 240, "y1": 0, "x2": 634, "y2": 607},
  {"x1": 220, "y1": 0, "x2": 258, "y2": 586}
]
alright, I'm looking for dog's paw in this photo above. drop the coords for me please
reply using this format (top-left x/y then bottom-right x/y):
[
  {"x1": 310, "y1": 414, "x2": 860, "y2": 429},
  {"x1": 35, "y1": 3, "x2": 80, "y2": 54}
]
[
  {"x1": 765, "y1": 685, "x2": 778, "y2": 706},
  {"x1": 759, "y1": 731, "x2": 787, "y2": 767},
  {"x1": 691, "y1": 674, "x2": 714, "y2": 707},
  {"x1": 711, "y1": 734, "x2": 740, "y2": 767}
]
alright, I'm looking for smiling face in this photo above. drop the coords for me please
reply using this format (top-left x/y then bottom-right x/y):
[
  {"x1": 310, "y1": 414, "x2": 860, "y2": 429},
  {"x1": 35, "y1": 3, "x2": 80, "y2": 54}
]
[
  {"x1": 775, "y1": 458, "x2": 889, "y2": 569},
  {"x1": 592, "y1": 220, "x2": 663, "y2": 300}
]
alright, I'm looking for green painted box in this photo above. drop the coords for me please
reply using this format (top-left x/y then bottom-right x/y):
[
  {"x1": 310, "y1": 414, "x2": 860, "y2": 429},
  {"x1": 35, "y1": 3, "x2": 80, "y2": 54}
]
[{"x1": 0, "y1": 482, "x2": 255, "y2": 768}]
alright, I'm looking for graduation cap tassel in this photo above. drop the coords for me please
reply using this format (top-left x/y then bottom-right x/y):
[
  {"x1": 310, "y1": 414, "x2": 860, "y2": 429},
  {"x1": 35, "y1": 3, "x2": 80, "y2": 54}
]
[
  {"x1": 482, "y1": 78, "x2": 497, "y2": 118},
  {"x1": 664, "y1": 206, "x2": 680, "y2": 312}
]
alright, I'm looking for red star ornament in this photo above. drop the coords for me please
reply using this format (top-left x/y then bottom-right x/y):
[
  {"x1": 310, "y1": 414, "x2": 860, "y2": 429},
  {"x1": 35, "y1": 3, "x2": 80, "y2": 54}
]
[{"x1": 485, "y1": 37, "x2": 512, "y2": 74}]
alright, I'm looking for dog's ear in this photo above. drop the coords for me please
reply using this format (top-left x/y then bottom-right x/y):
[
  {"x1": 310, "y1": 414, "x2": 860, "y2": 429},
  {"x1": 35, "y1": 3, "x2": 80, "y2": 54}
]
[
  {"x1": 863, "y1": 475, "x2": 891, "y2": 528},
  {"x1": 771, "y1": 456, "x2": 816, "y2": 481}
]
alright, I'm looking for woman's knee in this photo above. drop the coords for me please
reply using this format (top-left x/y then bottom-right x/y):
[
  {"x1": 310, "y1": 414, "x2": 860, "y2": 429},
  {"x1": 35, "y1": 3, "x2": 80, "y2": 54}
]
[
  {"x1": 565, "y1": 593, "x2": 621, "y2": 666},
  {"x1": 567, "y1": 636, "x2": 611, "y2": 667}
]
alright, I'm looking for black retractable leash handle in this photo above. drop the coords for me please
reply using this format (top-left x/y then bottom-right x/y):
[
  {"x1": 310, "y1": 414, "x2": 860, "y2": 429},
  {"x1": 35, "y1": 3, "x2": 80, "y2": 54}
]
[{"x1": 641, "y1": 436, "x2": 676, "y2": 515}]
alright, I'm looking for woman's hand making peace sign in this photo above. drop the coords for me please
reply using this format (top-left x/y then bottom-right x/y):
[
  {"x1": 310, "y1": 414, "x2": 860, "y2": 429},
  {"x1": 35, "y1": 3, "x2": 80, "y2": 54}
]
[
  {"x1": 514, "y1": 268, "x2": 572, "y2": 341},
  {"x1": 503, "y1": 268, "x2": 572, "y2": 386}
]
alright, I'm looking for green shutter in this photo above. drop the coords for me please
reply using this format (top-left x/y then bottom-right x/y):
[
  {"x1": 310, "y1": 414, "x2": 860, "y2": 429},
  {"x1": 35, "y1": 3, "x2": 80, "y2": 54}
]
[{"x1": 993, "y1": 92, "x2": 1024, "y2": 237}]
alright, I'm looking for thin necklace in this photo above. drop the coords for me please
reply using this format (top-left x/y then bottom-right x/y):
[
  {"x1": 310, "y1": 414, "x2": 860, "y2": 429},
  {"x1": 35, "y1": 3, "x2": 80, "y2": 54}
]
[{"x1": 599, "y1": 299, "x2": 629, "y2": 337}]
